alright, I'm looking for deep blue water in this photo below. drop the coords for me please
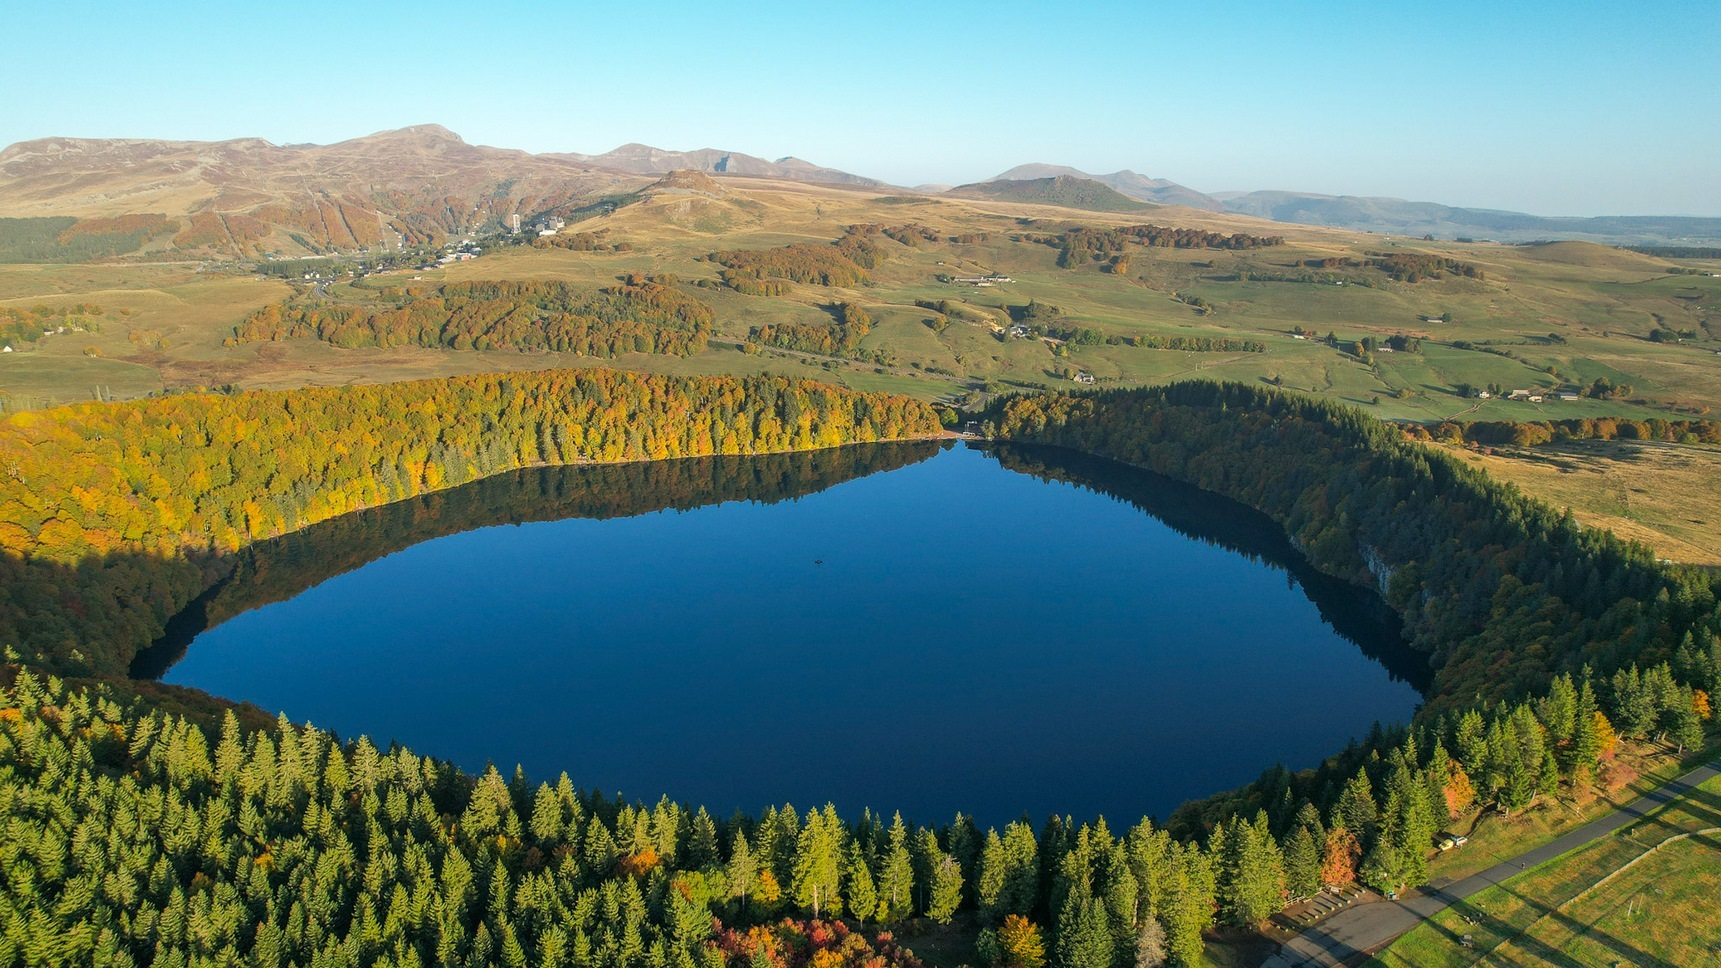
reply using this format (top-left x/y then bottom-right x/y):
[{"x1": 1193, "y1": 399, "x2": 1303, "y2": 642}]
[{"x1": 151, "y1": 442, "x2": 1422, "y2": 826}]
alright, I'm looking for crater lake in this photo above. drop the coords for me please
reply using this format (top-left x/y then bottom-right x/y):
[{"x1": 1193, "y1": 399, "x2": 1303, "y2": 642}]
[{"x1": 139, "y1": 441, "x2": 1424, "y2": 825}]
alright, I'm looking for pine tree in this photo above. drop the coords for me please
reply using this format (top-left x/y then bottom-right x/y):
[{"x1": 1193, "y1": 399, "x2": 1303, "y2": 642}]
[
  {"x1": 844, "y1": 840, "x2": 878, "y2": 924},
  {"x1": 791, "y1": 806, "x2": 842, "y2": 919},
  {"x1": 1216, "y1": 814, "x2": 1284, "y2": 927},
  {"x1": 1001, "y1": 820, "x2": 1040, "y2": 918},
  {"x1": 685, "y1": 808, "x2": 719, "y2": 869},
  {"x1": 1334, "y1": 768, "x2": 1378, "y2": 841},
  {"x1": 725, "y1": 831, "x2": 757, "y2": 910},
  {"x1": 1054, "y1": 894, "x2": 1113, "y2": 968},
  {"x1": 1159, "y1": 845, "x2": 1210, "y2": 968},
  {"x1": 877, "y1": 813, "x2": 915, "y2": 924},
  {"x1": 1282, "y1": 826, "x2": 1320, "y2": 901},
  {"x1": 928, "y1": 853, "x2": 963, "y2": 924},
  {"x1": 978, "y1": 828, "x2": 1009, "y2": 921}
]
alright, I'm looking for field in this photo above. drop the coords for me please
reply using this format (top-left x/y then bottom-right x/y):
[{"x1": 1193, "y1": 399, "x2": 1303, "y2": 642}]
[
  {"x1": 1370, "y1": 768, "x2": 1721, "y2": 968},
  {"x1": 1432, "y1": 438, "x2": 1721, "y2": 565},
  {"x1": 2, "y1": 177, "x2": 1718, "y2": 420}
]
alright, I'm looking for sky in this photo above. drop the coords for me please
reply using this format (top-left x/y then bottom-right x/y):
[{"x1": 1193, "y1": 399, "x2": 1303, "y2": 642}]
[{"x1": 5, "y1": 1, "x2": 1718, "y2": 216}]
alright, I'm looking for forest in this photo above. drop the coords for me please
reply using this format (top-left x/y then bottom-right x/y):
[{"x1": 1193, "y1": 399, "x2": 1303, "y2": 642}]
[
  {"x1": 0, "y1": 215, "x2": 174, "y2": 263},
  {"x1": 1406, "y1": 415, "x2": 1721, "y2": 448},
  {"x1": 981, "y1": 382, "x2": 1719, "y2": 710},
  {"x1": 133, "y1": 443, "x2": 944, "y2": 678},
  {"x1": 3, "y1": 368, "x2": 1720, "y2": 966},
  {"x1": 703, "y1": 228, "x2": 889, "y2": 294},
  {"x1": 1017, "y1": 224, "x2": 1284, "y2": 271},
  {"x1": 3, "y1": 615, "x2": 1713, "y2": 967},
  {"x1": 748, "y1": 304, "x2": 876, "y2": 360},
  {"x1": 230, "y1": 279, "x2": 714, "y2": 357},
  {"x1": 0, "y1": 369, "x2": 940, "y2": 678}
]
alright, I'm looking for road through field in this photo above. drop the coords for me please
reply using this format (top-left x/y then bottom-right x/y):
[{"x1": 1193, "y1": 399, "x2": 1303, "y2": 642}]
[{"x1": 1261, "y1": 757, "x2": 1721, "y2": 967}]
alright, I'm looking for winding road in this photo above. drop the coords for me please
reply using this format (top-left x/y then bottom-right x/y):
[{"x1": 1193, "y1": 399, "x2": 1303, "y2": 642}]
[{"x1": 1262, "y1": 757, "x2": 1721, "y2": 967}]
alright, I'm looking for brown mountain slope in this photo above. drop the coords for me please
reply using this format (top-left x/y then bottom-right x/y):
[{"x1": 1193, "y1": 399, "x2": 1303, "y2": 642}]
[
  {"x1": 550, "y1": 143, "x2": 884, "y2": 187},
  {"x1": 0, "y1": 126, "x2": 647, "y2": 256},
  {"x1": 0, "y1": 126, "x2": 889, "y2": 259}
]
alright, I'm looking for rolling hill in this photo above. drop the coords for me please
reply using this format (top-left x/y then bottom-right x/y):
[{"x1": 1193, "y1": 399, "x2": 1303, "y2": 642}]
[{"x1": 944, "y1": 174, "x2": 1158, "y2": 213}]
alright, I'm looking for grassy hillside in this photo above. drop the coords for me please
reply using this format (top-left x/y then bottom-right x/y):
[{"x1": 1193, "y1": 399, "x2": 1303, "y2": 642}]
[
  {"x1": 2, "y1": 177, "x2": 1717, "y2": 424},
  {"x1": 944, "y1": 174, "x2": 1158, "y2": 212}
]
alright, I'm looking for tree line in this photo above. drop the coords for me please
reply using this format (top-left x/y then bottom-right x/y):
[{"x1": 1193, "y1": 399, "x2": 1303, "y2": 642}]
[
  {"x1": 135, "y1": 444, "x2": 943, "y2": 677},
  {"x1": 702, "y1": 235, "x2": 881, "y2": 293},
  {"x1": 1017, "y1": 224, "x2": 1284, "y2": 271},
  {"x1": 0, "y1": 215, "x2": 173, "y2": 263},
  {"x1": 1, "y1": 372, "x2": 1719, "y2": 966},
  {"x1": 0, "y1": 303, "x2": 107, "y2": 347},
  {"x1": 0, "y1": 370, "x2": 941, "y2": 677},
  {"x1": 3, "y1": 621, "x2": 1712, "y2": 968},
  {"x1": 230, "y1": 279, "x2": 714, "y2": 357},
  {"x1": 978, "y1": 381, "x2": 1719, "y2": 713},
  {"x1": 1407, "y1": 415, "x2": 1721, "y2": 448}
]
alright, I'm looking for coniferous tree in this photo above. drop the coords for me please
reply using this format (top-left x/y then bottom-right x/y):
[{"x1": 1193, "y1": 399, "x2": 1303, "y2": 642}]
[
  {"x1": 844, "y1": 840, "x2": 879, "y2": 924},
  {"x1": 928, "y1": 853, "x2": 963, "y2": 924},
  {"x1": 978, "y1": 828, "x2": 1010, "y2": 921},
  {"x1": 791, "y1": 806, "x2": 842, "y2": 919},
  {"x1": 877, "y1": 814, "x2": 916, "y2": 924}
]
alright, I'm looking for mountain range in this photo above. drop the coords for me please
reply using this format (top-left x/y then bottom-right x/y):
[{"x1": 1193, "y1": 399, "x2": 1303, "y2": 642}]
[
  {"x1": 2, "y1": 125, "x2": 1717, "y2": 252},
  {"x1": 970, "y1": 164, "x2": 1721, "y2": 245}
]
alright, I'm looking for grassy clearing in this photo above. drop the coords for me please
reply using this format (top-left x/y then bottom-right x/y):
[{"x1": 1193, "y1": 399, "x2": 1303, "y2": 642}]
[
  {"x1": 1432, "y1": 439, "x2": 1721, "y2": 565},
  {"x1": 1370, "y1": 764, "x2": 1721, "y2": 968}
]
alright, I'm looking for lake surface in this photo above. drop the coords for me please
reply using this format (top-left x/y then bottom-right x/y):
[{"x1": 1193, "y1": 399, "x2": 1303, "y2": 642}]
[{"x1": 144, "y1": 441, "x2": 1424, "y2": 825}]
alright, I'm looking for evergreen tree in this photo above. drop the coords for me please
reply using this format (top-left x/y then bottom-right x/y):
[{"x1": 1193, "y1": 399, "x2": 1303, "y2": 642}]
[
  {"x1": 686, "y1": 807, "x2": 720, "y2": 869},
  {"x1": 928, "y1": 853, "x2": 963, "y2": 924},
  {"x1": 1054, "y1": 894, "x2": 1113, "y2": 968},
  {"x1": 791, "y1": 806, "x2": 842, "y2": 919},
  {"x1": 726, "y1": 831, "x2": 758, "y2": 909},
  {"x1": 1282, "y1": 826, "x2": 1321, "y2": 901},
  {"x1": 1001, "y1": 821, "x2": 1041, "y2": 918},
  {"x1": 844, "y1": 840, "x2": 878, "y2": 924},
  {"x1": 978, "y1": 828, "x2": 1009, "y2": 921},
  {"x1": 877, "y1": 813, "x2": 916, "y2": 924}
]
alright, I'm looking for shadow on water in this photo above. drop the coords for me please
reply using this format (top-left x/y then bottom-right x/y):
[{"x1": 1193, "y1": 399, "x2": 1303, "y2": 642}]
[
  {"x1": 131, "y1": 441, "x2": 948, "y2": 679},
  {"x1": 982, "y1": 442, "x2": 1434, "y2": 694}
]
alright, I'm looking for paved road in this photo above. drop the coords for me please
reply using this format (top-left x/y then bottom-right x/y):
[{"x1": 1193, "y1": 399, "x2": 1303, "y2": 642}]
[{"x1": 1262, "y1": 757, "x2": 1721, "y2": 967}]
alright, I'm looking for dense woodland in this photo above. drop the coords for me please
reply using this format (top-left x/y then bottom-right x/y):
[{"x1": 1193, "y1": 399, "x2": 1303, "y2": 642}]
[
  {"x1": 3, "y1": 367, "x2": 1720, "y2": 966},
  {"x1": 748, "y1": 304, "x2": 877, "y2": 360},
  {"x1": 1018, "y1": 225, "x2": 1284, "y2": 272},
  {"x1": 981, "y1": 382, "x2": 1719, "y2": 709},
  {"x1": 136, "y1": 444, "x2": 943, "y2": 677},
  {"x1": 0, "y1": 370, "x2": 940, "y2": 678},
  {"x1": 231, "y1": 280, "x2": 713, "y2": 357},
  {"x1": 703, "y1": 229, "x2": 889, "y2": 295},
  {"x1": 1406, "y1": 415, "x2": 1721, "y2": 448},
  {"x1": 0, "y1": 216, "x2": 174, "y2": 263}
]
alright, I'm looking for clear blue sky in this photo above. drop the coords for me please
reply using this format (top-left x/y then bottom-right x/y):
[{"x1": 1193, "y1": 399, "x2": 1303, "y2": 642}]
[{"x1": 6, "y1": 1, "x2": 1718, "y2": 216}]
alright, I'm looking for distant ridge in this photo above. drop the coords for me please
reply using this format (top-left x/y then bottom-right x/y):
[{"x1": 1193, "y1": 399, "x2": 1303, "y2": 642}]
[
  {"x1": 553, "y1": 143, "x2": 884, "y2": 187},
  {"x1": 945, "y1": 175, "x2": 1157, "y2": 213},
  {"x1": 4, "y1": 124, "x2": 1718, "y2": 252},
  {"x1": 986, "y1": 164, "x2": 1224, "y2": 211},
  {"x1": 980, "y1": 162, "x2": 1721, "y2": 244}
]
